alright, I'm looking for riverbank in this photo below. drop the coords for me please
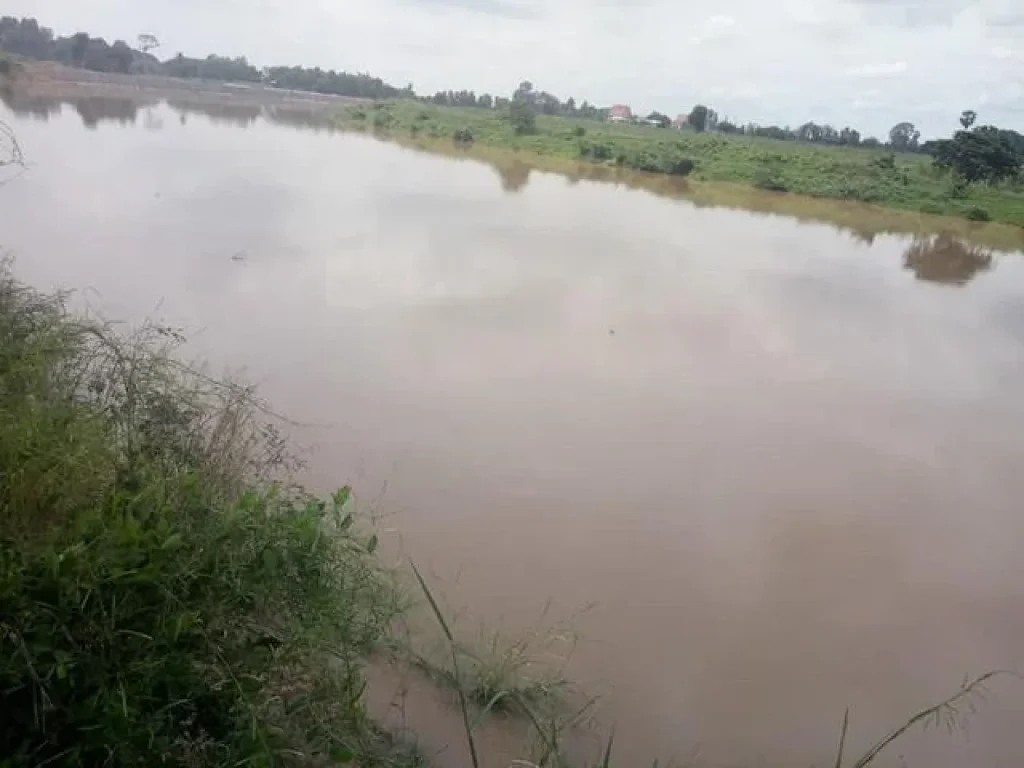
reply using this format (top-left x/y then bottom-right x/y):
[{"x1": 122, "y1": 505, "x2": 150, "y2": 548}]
[
  {"x1": 334, "y1": 100, "x2": 1024, "y2": 230},
  {"x1": 2, "y1": 58, "x2": 364, "y2": 112}
]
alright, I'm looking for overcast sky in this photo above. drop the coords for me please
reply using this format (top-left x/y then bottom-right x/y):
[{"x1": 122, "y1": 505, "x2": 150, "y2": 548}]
[{"x1": 7, "y1": 0, "x2": 1023, "y2": 137}]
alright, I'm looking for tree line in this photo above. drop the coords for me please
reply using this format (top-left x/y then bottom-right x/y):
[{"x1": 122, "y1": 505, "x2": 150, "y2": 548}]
[
  {"x1": 0, "y1": 16, "x2": 406, "y2": 99},
  {"x1": 4, "y1": 13, "x2": 1023, "y2": 180}
]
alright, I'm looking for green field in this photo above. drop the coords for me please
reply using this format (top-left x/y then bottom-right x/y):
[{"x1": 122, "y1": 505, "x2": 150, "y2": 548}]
[{"x1": 335, "y1": 100, "x2": 1024, "y2": 228}]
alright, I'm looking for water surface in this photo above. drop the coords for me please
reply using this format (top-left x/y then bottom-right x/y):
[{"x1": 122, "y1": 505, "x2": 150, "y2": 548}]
[{"x1": 3, "y1": 95, "x2": 1024, "y2": 768}]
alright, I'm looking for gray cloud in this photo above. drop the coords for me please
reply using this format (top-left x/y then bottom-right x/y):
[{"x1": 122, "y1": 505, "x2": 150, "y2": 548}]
[{"x1": 3, "y1": 0, "x2": 1023, "y2": 138}]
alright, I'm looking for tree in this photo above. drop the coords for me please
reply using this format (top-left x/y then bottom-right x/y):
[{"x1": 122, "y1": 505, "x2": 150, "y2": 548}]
[
  {"x1": 508, "y1": 97, "x2": 536, "y2": 135},
  {"x1": 718, "y1": 120, "x2": 739, "y2": 134},
  {"x1": 839, "y1": 127, "x2": 861, "y2": 146},
  {"x1": 646, "y1": 111, "x2": 670, "y2": 128},
  {"x1": 70, "y1": 32, "x2": 90, "y2": 66},
  {"x1": 959, "y1": 110, "x2": 977, "y2": 130},
  {"x1": 688, "y1": 104, "x2": 710, "y2": 133},
  {"x1": 888, "y1": 122, "x2": 921, "y2": 152},
  {"x1": 137, "y1": 33, "x2": 160, "y2": 54},
  {"x1": 512, "y1": 80, "x2": 534, "y2": 104},
  {"x1": 931, "y1": 125, "x2": 1023, "y2": 185}
]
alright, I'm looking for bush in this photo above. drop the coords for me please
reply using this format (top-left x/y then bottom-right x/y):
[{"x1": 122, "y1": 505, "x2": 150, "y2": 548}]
[
  {"x1": 754, "y1": 168, "x2": 788, "y2": 192},
  {"x1": 0, "y1": 266, "x2": 406, "y2": 767},
  {"x1": 873, "y1": 153, "x2": 896, "y2": 170},
  {"x1": 578, "y1": 141, "x2": 613, "y2": 161},
  {"x1": 966, "y1": 206, "x2": 992, "y2": 221},
  {"x1": 507, "y1": 100, "x2": 537, "y2": 136},
  {"x1": 572, "y1": 125, "x2": 586, "y2": 137},
  {"x1": 666, "y1": 157, "x2": 695, "y2": 177},
  {"x1": 453, "y1": 127, "x2": 474, "y2": 145}
]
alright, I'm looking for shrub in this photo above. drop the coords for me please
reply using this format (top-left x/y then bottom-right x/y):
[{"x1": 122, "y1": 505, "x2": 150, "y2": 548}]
[
  {"x1": 507, "y1": 100, "x2": 537, "y2": 136},
  {"x1": 453, "y1": 127, "x2": 474, "y2": 145},
  {"x1": 572, "y1": 125, "x2": 586, "y2": 137},
  {"x1": 666, "y1": 157, "x2": 695, "y2": 176},
  {"x1": 754, "y1": 169, "x2": 788, "y2": 192},
  {"x1": 873, "y1": 153, "x2": 896, "y2": 170},
  {"x1": 578, "y1": 141, "x2": 613, "y2": 161},
  {"x1": 966, "y1": 206, "x2": 992, "y2": 222},
  {"x1": 0, "y1": 265, "x2": 406, "y2": 768}
]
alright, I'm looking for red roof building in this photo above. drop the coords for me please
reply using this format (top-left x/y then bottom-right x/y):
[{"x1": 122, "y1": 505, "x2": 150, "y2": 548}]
[{"x1": 608, "y1": 104, "x2": 633, "y2": 122}]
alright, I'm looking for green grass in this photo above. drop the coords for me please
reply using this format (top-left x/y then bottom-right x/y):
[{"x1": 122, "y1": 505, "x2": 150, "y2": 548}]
[{"x1": 335, "y1": 100, "x2": 1024, "y2": 230}]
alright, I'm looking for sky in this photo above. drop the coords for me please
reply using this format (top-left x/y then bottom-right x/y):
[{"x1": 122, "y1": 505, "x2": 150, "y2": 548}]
[{"x1": 6, "y1": 0, "x2": 1023, "y2": 138}]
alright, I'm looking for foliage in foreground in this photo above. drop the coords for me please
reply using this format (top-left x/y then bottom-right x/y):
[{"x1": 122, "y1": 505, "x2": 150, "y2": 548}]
[{"x1": 0, "y1": 265, "x2": 410, "y2": 767}]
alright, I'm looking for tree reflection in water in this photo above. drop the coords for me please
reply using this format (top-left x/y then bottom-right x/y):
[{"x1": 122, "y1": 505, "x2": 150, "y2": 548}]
[
  {"x1": 493, "y1": 159, "x2": 531, "y2": 193},
  {"x1": 903, "y1": 234, "x2": 994, "y2": 286}
]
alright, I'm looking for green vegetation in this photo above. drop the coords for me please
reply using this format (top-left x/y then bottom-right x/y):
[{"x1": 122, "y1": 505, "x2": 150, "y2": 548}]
[
  {"x1": 0, "y1": 264, "x2": 417, "y2": 767},
  {"x1": 335, "y1": 100, "x2": 1024, "y2": 226}
]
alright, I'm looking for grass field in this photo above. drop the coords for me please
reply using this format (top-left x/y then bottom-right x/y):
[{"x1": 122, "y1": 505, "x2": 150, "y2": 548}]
[{"x1": 335, "y1": 100, "x2": 1024, "y2": 230}]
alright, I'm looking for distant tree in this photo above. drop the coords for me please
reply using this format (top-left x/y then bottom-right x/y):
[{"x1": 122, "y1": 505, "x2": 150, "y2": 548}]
[
  {"x1": 70, "y1": 32, "x2": 90, "y2": 66},
  {"x1": 478, "y1": 93, "x2": 493, "y2": 109},
  {"x1": 839, "y1": 127, "x2": 861, "y2": 146},
  {"x1": 513, "y1": 80, "x2": 534, "y2": 104},
  {"x1": 565, "y1": 96, "x2": 576, "y2": 116},
  {"x1": 717, "y1": 120, "x2": 739, "y2": 134},
  {"x1": 931, "y1": 125, "x2": 1023, "y2": 185},
  {"x1": 862, "y1": 136, "x2": 882, "y2": 148},
  {"x1": 959, "y1": 110, "x2": 977, "y2": 130},
  {"x1": 888, "y1": 122, "x2": 921, "y2": 152},
  {"x1": 797, "y1": 121, "x2": 824, "y2": 143},
  {"x1": 137, "y1": 33, "x2": 159, "y2": 54},
  {"x1": 508, "y1": 97, "x2": 537, "y2": 135},
  {"x1": 108, "y1": 40, "x2": 134, "y2": 73},
  {"x1": 646, "y1": 111, "x2": 671, "y2": 128},
  {"x1": 688, "y1": 104, "x2": 710, "y2": 133}
]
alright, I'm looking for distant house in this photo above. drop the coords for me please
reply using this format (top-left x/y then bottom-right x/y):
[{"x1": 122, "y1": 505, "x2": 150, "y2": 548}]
[
  {"x1": 672, "y1": 113, "x2": 690, "y2": 130},
  {"x1": 607, "y1": 104, "x2": 633, "y2": 123}
]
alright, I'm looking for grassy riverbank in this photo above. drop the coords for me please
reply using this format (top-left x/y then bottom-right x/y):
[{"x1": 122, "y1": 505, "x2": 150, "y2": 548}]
[
  {"x1": 0, "y1": 264, "x2": 417, "y2": 767},
  {"x1": 335, "y1": 101, "x2": 1024, "y2": 228}
]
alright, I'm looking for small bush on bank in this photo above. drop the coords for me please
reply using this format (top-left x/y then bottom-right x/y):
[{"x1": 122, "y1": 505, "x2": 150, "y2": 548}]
[
  {"x1": 0, "y1": 264, "x2": 408, "y2": 768},
  {"x1": 966, "y1": 206, "x2": 992, "y2": 222},
  {"x1": 453, "y1": 127, "x2": 474, "y2": 145}
]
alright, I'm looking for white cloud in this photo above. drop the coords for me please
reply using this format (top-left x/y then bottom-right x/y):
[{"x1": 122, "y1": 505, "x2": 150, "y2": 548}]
[
  {"x1": 845, "y1": 61, "x2": 909, "y2": 77},
  {"x1": 3, "y1": 0, "x2": 1023, "y2": 137}
]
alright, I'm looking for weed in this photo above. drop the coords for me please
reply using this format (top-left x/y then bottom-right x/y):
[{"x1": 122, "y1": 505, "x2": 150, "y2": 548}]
[
  {"x1": 0, "y1": 264, "x2": 413, "y2": 767},
  {"x1": 966, "y1": 206, "x2": 991, "y2": 221}
]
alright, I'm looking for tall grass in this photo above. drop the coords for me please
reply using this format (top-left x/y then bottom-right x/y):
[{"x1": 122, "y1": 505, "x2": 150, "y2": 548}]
[{"x1": 0, "y1": 263, "x2": 416, "y2": 767}]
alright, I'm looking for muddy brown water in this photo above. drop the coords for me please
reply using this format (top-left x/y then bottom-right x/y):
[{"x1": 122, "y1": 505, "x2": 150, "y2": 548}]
[{"x1": 3, "y1": 94, "x2": 1024, "y2": 768}]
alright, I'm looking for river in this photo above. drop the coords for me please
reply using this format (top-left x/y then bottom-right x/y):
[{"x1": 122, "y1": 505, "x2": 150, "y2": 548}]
[{"x1": 3, "y1": 91, "x2": 1024, "y2": 768}]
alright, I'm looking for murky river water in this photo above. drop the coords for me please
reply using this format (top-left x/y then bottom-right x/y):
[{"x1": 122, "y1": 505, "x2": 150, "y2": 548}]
[{"x1": 3, "y1": 93, "x2": 1024, "y2": 768}]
